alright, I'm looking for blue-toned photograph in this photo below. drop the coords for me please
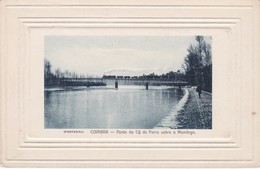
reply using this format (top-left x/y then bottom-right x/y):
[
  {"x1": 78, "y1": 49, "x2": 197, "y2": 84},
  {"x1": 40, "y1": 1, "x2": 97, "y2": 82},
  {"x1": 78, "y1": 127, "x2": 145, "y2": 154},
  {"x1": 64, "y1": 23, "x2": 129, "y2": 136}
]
[{"x1": 44, "y1": 36, "x2": 212, "y2": 129}]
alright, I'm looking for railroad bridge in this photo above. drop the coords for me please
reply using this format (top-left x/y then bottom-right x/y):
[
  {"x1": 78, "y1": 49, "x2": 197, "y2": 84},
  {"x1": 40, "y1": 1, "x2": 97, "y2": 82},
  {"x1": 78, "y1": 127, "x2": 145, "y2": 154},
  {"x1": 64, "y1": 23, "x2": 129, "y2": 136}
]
[{"x1": 60, "y1": 78, "x2": 189, "y2": 90}]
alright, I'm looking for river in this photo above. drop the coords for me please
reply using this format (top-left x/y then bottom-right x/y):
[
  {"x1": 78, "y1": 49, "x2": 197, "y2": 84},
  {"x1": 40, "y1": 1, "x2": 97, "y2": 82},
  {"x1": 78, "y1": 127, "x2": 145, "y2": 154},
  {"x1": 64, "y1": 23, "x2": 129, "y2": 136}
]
[{"x1": 44, "y1": 85, "x2": 184, "y2": 129}]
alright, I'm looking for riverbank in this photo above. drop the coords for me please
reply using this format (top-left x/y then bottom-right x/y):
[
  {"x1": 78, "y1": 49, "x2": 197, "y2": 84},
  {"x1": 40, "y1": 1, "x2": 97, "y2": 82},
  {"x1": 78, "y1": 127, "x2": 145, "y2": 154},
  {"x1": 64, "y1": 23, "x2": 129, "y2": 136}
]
[
  {"x1": 155, "y1": 88, "x2": 189, "y2": 129},
  {"x1": 44, "y1": 86, "x2": 87, "y2": 91},
  {"x1": 175, "y1": 88, "x2": 212, "y2": 129},
  {"x1": 155, "y1": 87, "x2": 212, "y2": 129},
  {"x1": 44, "y1": 78, "x2": 106, "y2": 87}
]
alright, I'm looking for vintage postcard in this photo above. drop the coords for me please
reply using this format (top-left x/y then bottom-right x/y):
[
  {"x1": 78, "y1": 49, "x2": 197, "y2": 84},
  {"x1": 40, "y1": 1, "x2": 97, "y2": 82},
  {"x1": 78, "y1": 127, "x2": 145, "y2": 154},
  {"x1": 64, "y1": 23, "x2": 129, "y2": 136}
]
[{"x1": 44, "y1": 36, "x2": 212, "y2": 129}]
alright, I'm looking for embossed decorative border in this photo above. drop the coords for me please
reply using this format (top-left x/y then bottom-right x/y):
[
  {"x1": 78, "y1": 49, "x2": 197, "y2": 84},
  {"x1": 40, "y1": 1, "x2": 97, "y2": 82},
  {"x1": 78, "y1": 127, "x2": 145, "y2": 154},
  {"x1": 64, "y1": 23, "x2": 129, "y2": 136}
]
[{"x1": 1, "y1": 0, "x2": 259, "y2": 168}]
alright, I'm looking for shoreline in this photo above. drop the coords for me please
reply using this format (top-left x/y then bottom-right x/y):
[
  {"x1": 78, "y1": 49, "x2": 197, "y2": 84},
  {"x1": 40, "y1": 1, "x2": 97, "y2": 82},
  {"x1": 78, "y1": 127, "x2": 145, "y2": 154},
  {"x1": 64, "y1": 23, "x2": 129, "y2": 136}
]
[
  {"x1": 155, "y1": 87, "x2": 212, "y2": 129},
  {"x1": 154, "y1": 88, "x2": 189, "y2": 129}
]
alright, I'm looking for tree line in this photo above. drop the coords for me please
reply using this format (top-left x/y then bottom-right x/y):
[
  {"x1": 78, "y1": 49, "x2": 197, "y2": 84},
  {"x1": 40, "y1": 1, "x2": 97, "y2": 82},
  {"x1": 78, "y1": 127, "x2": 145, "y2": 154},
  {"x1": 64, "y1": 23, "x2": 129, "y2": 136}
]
[
  {"x1": 44, "y1": 59, "x2": 89, "y2": 79},
  {"x1": 182, "y1": 36, "x2": 212, "y2": 92}
]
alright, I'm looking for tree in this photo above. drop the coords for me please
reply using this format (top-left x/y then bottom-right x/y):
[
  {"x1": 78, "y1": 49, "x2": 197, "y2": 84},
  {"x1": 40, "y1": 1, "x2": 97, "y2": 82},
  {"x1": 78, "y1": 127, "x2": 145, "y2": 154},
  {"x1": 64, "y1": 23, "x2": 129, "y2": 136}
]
[
  {"x1": 44, "y1": 59, "x2": 52, "y2": 78},
  {"x1": 202, "y1": 41, "x2": 212, "y2": 65},
  {"x1": 54, "y1": 68, "x2": 61, "y2": 78},
  {"x1": 182, "y1": 36, "x2": 212, "y2": 92},
  {"x1": 183, "y1": 44, "x2": 201, "y2": 85},
  {"x1": 64, "y1": 70, "x2": 69, "y2": 78}
]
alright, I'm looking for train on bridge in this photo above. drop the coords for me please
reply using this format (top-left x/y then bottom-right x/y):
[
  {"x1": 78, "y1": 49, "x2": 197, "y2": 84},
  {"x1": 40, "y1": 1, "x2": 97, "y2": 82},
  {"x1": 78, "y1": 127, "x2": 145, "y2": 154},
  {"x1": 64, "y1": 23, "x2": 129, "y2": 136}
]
[{"x1": 102, "y1": 73, "x2": 182, "y2": 81}]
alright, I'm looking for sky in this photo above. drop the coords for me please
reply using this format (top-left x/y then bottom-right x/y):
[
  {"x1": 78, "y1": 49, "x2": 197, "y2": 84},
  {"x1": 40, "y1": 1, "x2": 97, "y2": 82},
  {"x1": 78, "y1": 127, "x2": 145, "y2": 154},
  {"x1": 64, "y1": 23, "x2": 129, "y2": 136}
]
[{"x1": 45, "y1": 36, "x2": 211, "y2": 77}]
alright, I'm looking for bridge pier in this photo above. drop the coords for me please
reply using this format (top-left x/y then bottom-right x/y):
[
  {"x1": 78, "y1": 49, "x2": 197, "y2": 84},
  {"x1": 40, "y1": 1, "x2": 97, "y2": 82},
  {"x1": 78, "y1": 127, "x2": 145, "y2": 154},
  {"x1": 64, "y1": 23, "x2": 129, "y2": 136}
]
[
  {"x1": 145, "y1": 82, "x2": 149, "y2": 90},
  {"x1": 115, "y1": 81, "x2": 118, "y2": 89}
]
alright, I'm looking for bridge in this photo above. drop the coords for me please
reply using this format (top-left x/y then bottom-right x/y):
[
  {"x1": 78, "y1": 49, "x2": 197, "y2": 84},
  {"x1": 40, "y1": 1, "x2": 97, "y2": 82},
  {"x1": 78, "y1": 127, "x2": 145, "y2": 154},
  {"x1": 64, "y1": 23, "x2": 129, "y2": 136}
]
[{"x1": 59, "y1": 78, "x2": 189, "y2": 90}]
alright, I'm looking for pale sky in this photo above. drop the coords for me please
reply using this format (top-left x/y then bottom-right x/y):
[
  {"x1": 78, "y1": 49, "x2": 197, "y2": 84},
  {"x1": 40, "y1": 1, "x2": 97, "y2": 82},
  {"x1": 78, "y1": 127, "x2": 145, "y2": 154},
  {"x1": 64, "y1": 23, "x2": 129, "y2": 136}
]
[{"x1": 45, "y1": 36, "x2": 211, "y2": 77}]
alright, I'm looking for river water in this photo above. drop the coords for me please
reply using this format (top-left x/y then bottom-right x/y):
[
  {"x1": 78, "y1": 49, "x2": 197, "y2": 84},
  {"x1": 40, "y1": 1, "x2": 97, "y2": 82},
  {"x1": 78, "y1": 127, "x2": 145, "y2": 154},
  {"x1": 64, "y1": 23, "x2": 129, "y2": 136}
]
[{"x1": 44, "y1": 86, "x2": 184, "y2": 129}]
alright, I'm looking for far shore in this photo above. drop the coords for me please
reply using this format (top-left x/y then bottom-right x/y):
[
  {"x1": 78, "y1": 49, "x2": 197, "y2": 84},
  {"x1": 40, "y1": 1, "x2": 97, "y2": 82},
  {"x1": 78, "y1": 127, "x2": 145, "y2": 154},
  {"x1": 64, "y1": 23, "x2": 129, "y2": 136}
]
[{"x1": 44, "y1": 85, "x2": 184, "y2": 91}]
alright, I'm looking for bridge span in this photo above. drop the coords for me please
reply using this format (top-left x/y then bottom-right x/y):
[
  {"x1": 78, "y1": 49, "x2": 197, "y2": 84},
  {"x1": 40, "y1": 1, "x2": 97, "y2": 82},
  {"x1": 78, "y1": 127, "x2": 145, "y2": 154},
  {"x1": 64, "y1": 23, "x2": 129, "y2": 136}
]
[{"x1": 59, "y1": 78, "x2": 189, "y2": 90}]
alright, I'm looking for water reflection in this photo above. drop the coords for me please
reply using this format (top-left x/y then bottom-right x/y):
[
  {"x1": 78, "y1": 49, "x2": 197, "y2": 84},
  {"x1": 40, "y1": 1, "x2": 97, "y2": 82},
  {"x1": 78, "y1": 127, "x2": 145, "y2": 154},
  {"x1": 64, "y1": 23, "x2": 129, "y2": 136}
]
[{"x1": 44, "y1": 86, "x2": 184, "y2": 129}]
